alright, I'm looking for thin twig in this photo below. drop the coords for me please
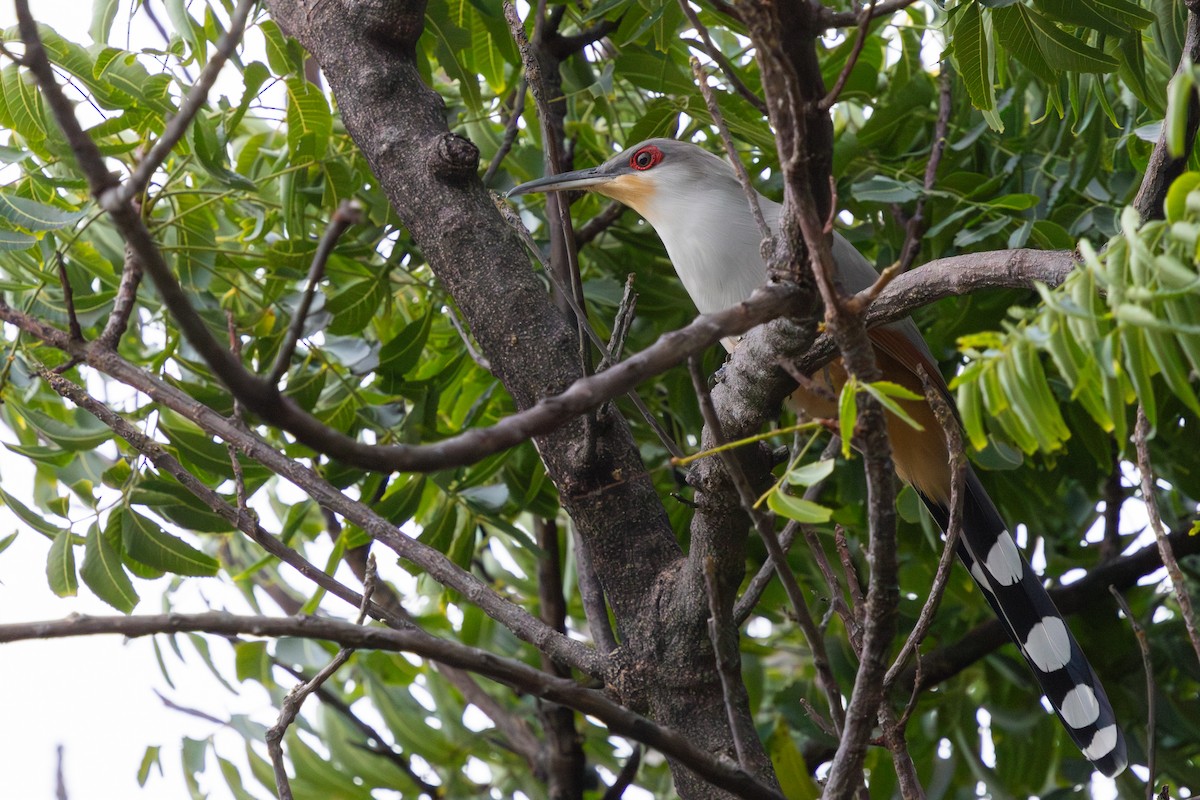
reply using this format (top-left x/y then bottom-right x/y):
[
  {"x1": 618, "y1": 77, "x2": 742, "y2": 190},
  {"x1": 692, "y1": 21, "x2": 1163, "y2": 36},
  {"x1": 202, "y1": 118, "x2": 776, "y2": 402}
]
[
  {"x1": 446, "y1": 304, "x2": 492, "y2": 371},
  {"x1": 834, "y1": 527, "x2": 866, "y2": 629},
  {"x1": 571, "y1": 523, "x2": 618, "y2": 653},
  {"x1": 54, "y1": 252, "x2": 82, "y2": 342},
  {"x1": 121, "y1": 0, "x2": 256, "y2": 203},
  {"x1": 895, "y1": 65, "x2": 952, "y2": 276},
  {"x1": 534, "y1": 516, "x2": 587, "y2": 798},
  {"x1": 226, "y1": 310, "x2": 249, "y2": 513},
  {"x1": 702, "y1": 556, "x2": 754, "y2": 770},
  {"x1": 483, "y1": 77, "x2": 528, "y2": 186},
  {"x1": 687, "y1": 357, "x2": 846, "y2": 734},
  {"x1": 677, "y1": 0, "x2": 768, "y2": 115},
  {"x1": 96, "y1": 231, "x2": 145, "y2": 350},
  {"x1": 601, "y1": 744, "x2": 642, "y2": 800},
  {"x1": 600, "y1": 274, "x2": 637, "y2": 371},
  {"x1": 1109, "y1": 586, "x2": 1156, "y2": 800},
  {"x1": 267, "y1": 557, "x2": 379, "y2": 800},
  {"x1": 268, "y1": 200, "x2": 362, "y2": 386},
  {"x1": 500, "y1": 198, "x2": 687, "y2": 460},
  {"x1": 1101, "y1": 442, "x2": 1125, "y2": 561},
  {"x1": 689, "y1": 57, "x2": 772, "y2": 248},
  {"x1": 823, "y1": 0, "x2": 921, "y2": 27},
  {"x1": 155, "y1": 690, "x2": 228, "y2": 725},
  {"x1": 883, "y1": 366, "x2": 965, "y2": 695},
  {"x1": 1135, "y1": 404, "x2": 1200, "y2": 667},
  {"x1": 804, "y1": 527, "x2": 861, "y2": 649},
  {"x1": 818, "y1": 0, "x2": 877, "y2": 112},
  {"x1": 272, "y1": 661, "x2": 444, "y2": 796},
  {"x1": 575, "y1": 200, "x2": 625, "y2": 246},
  {"x1": 55, "y1": 745, "x2": 67, "y2": 800}
]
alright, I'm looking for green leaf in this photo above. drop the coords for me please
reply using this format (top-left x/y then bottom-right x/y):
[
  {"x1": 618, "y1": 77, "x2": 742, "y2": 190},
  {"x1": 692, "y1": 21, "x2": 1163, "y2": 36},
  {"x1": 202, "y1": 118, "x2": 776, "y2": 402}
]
[
  {"x1": 785, "y1": 458, "x2": 835, "y2": 487},
  {"x1": 81, "y1": 523, "x2": 138, "y2": 613},
  {"x1": 325, "y1": 275, "x2": 386, "y2": 335},
  {"x1": 838, "y1": 380, "x2": 858, "y2": 459},
  {"x1": 951, "y1": 2, "x2": 998, "y2": 120},
  {"x1": 259, "y1": 19, "x2": 296, "y2": 75},
  {"x1": 0, "y1": 531, "x2": 16, "y2": 556},
  {"x1": 0, "y1": 485, "x2": 69, "y2": 538},
  {"x1": 18, "y1": 406, "x2": 112, "y2": 450},
  {"x1": 420, "y1": 502, "x2": 460, "y2": 556},
  {"x1": 768, "y1": 490, "x2": 834, "y2": 524},
  {"x1": 1166, "y1": 69, "x2": 1195, "y2": 158},
  {"x1": 0, "y1": 193, "x2": 86, "y2": 231},
  {"x1": 862, "y1": 381, "x2": 925, "y2": 431},
  {"x1": 163, "y1": 0, "x2": 202, "y2": 62},
  {"x1": 137, "y1": 746, "x2": 163, "y2": 787},
  {"x1": 850, "y1": 176, "x2": 922, "y2": 204},
  {"x1": 378, "y1": 312, "x2": 433, "y2": 380},
  {"x1": 1033, "y1": 0, "x2": 1155, "y2": 36},
  {"x1": 987, "y1": 193, "x2": 1040, "y2": 210},
  {"x1": 1, "y1": 64, "x2": 49, "y2": 141},
  {"x1": 994, "y1": 4, "x2": 1118, "y2": 79},
  {"x1": 89, "y1": 0, "x2": 119, "y2": 44},
  {"x1": 0, "y1": 229, "x2": 38, "y2": 251},
  {"x1": 284, "y1": 77, "x2": 333, "y2": 163},
  {"x1": 129, "y1": 478, "x2": 234, "y2": 534},
  {"x1": 768, "y1": 721, "x2": 821, "y2": 800},
  {"x1": 122, "y1": 506, "x2": 219, "y2": 577},
  {"x1": 234, "y1": 641, "x2": 271, "y2": 684},
  {"x1": 46, "y1": 529, "x2": 78, "y2": 597}
]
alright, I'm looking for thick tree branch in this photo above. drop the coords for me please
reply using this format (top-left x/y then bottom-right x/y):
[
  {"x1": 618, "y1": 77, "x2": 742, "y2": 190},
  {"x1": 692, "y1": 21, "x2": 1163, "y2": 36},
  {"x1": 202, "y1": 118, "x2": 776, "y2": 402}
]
[{"x1": 0, "y1": 612, "x2": 785, "y2": 800}]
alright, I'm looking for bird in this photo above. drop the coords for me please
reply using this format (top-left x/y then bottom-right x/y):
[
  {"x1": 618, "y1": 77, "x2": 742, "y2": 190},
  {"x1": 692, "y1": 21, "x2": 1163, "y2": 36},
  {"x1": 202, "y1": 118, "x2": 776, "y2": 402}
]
[{"x1": 508, "y1": 138, "x2": 1128, "y2": 777}]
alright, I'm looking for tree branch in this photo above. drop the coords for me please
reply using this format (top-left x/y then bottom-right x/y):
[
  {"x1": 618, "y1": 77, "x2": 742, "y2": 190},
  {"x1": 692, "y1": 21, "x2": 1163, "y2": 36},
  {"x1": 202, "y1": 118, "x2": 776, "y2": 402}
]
[
  {"x1": 25, "y1": 352, "x2": 599, "y2": 675},
  {"x1": 267, "y1": 200, "x2": 362, "y2": 386},
  {"x1": 1135, "y1": 405, "x2": 1200, "y2": 667},
  {"x1": 0, "y1": 612, "x2": 786, "y2": 800},
  {"x1": 267, "y1": 558, "x2": 379, "y2": 800},
  {"x1": 121, "y1": 0, "x2": 256, "y2": 203}
]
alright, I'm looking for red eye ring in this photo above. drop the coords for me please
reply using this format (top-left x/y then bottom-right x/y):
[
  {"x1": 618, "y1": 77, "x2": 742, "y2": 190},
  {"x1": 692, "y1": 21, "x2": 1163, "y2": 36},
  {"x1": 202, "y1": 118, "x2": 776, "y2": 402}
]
[{"x1": 630, "y1": 145, "x2": 663, "y2": 171}]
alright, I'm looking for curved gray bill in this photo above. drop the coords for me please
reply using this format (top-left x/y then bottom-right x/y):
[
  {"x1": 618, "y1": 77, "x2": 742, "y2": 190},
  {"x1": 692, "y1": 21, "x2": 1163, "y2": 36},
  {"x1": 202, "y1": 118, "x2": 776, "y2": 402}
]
[{"x1": 506, "y1": 167, "x2": 613, "y2": 198}]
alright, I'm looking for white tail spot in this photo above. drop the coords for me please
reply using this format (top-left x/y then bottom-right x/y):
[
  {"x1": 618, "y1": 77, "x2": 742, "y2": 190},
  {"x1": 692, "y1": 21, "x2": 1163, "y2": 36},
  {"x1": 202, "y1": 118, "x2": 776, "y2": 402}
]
[
  {"x1": 1059, "y1": 684, "x2": 1100, "y2": 729},
  {"x1": 1024, "y1": 616, "x2": 1071, "y2": 672},
  {"x1": 984, "y1": 530, "x2": 1023, "y2": 586},
  {"x1": 1083, "y1": 724, "x2": 1119, "y2": 760}
]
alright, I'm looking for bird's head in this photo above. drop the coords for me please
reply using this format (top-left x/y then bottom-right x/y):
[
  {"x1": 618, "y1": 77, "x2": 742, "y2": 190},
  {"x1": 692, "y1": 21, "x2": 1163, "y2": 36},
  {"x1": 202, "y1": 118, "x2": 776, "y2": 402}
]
[{"x1": 507, "y1": 138, "x2": 740, "y2": 227}]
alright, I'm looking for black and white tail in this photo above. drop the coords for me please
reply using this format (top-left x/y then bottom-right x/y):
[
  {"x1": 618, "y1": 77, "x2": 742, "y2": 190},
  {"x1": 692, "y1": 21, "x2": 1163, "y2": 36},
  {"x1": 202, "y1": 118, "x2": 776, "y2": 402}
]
[{"x1": 922, "y1": 469, "x2": 1128, "y2": 778}]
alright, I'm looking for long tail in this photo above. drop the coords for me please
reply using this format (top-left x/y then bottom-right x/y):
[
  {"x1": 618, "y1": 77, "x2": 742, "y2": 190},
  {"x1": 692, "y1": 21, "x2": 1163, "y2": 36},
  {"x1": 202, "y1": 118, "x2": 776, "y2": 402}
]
[{"x1": 922, "y1": 468, "x2": 1128, "y2": 778}]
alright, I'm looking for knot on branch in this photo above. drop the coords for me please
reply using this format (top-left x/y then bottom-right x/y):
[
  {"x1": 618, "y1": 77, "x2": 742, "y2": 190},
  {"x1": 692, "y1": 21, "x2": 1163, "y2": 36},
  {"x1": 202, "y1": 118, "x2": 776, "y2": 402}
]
[{"x1": 432, "y1": 132, "x2": 480, "y2": 183}]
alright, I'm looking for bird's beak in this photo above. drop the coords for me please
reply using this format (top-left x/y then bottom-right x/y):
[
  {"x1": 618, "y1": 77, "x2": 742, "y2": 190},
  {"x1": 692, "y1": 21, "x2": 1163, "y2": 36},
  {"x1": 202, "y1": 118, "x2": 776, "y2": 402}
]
[{"x1": 506, "y1": 167, "x2": 615, "y2": 198}]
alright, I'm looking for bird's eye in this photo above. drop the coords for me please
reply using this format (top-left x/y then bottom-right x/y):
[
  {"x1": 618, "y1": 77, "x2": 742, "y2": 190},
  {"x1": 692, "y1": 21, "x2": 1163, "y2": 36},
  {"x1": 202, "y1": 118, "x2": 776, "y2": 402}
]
[{"x1": 630, "y1": 145, "x2": 663, "y2": 171}]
